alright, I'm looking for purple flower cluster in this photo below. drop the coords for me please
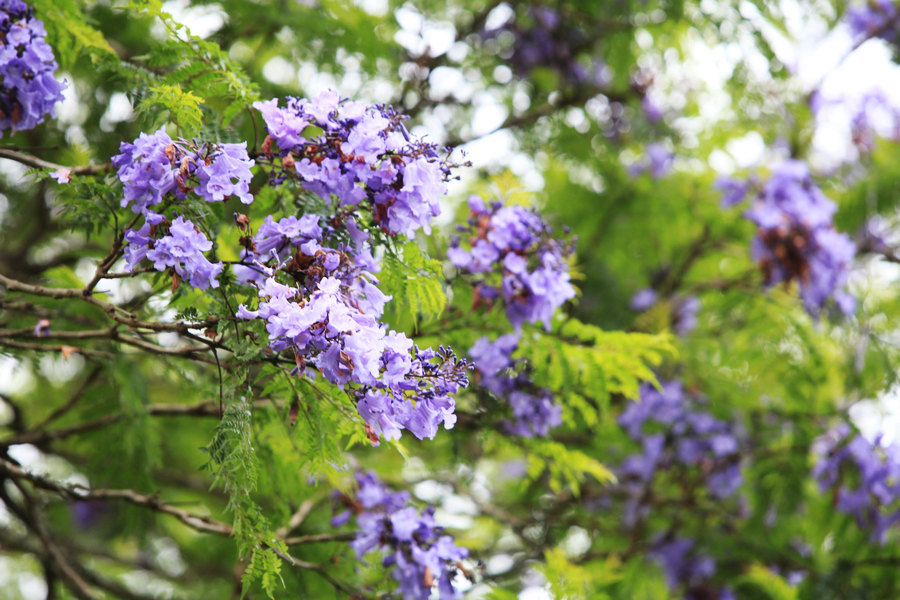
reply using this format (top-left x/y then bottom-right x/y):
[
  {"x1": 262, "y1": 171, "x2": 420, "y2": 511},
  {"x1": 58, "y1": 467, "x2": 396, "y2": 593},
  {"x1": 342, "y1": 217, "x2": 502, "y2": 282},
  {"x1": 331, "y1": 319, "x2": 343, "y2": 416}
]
[
  {"x1": 618, "y1": 381, "x2": 742, "y2": 525},
  {"x1": 485, "y1": 5, "x2": 606, "y2": 87},
  {"x1": 123, "y1": 214, "x2": 223, "y2": 289},
  {"x1": 0, "y1": 0, "x2": 65, "y2": 136},
  {"x1": 629, "y1": 143, "x2": 673, "y2": 179},
  {"x1": 253, "y1": 91, "x2": 452, "y2": 238},
  {"x1": 469, "y1": 333, "x2": 562, "y2": 437},
  {"x1": 114, "y1": 129, "x2": 254, "y2": 289},
  {"x1": 236, "y1": 235, "x2": 467, "y2": 444},
  {"x1": 630, "y1": 288, "x2": 700, "y2": 336},
  {"x1": 651, "y1": 537, "x2": 735, "y2": 600},
  {"x1": 849, "y1": 92, "x2": 900, "y2": 152},
  {"x1": 715, "y1": 175, "x2": 753, "y2": 207},
  {"x1": 846, "y1": 0, "x2": 899, "y2": 42},
  {"x1": 232, "y1": 213, "x2": 326, "y2": 286},
  {"x1": 813, "y1": 425, "x2": 900, "y2": 544},
  {"x1": 112, "y1": 127, "x2": 254, "y2": 215},
  {"x1": 333, "y1": 471, "x2": 469, "y2": 599},
  {"x1": 728, "y1": 160, "x2": 856, "y2": 315},
  {"x1": 448, "y1": 195, "x2": 576, "y2": 330}
]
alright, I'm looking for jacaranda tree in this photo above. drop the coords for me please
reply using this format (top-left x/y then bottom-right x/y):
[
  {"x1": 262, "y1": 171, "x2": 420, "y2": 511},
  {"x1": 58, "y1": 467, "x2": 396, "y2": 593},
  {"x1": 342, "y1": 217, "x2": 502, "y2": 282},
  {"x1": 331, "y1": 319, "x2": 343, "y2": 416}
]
[{"x1": 2, "y1": 0, "x2": 900, "y2": 598}]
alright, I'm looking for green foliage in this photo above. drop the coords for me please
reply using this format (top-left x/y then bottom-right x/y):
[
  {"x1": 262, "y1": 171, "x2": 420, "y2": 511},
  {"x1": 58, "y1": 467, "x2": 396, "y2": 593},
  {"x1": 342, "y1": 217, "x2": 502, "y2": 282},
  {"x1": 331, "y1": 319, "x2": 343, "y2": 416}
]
[
  {"x1": 539, "y1": 547, "x2": 620, "y2": 600},
  {"x1": 203, "y1": 400, "x2": 265, "y2": 556},
  {"x1": 516, "y1": 320, "x2": 675, "y2": 427},
  {"x1": 523, "y1": 438, "x2": 616, "y2": 495},
  {"x1": 136, "y1": 84, "x2": 204, "y2": 135},
  {"x1": 242, "y1": 540, "x2": 287, "y2": 599},
  {"x1": 381, "y1": 240, "x2": 447, "y2": 330},
  {"x1": 28, "y1": 0, "x2": 115, "y2": 67}
]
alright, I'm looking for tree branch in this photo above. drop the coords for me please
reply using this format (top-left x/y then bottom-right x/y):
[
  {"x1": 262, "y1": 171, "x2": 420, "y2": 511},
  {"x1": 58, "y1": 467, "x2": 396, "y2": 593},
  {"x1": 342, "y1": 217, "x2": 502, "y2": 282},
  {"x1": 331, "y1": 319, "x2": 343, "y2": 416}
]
[
  {"x1": 0, "y1": 456, "x2": 234, "y2": 537},
  {"x1": 0, "y1": 148, "x2": 111, "y2": 175}
]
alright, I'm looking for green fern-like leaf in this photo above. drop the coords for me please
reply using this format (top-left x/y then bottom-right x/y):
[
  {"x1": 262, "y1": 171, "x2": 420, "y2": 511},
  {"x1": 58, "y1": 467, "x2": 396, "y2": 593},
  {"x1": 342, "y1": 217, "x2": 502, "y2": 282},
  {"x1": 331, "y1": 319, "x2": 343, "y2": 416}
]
[
  {"x1": 516, "y1": 320, "x2": 676, "y2": 426},
  {"x1": 525, "y1": 439, "x2": 616, "y2": 495},
  {"x1": 137, "y1": 84, "x2": 204, "y2": 134},
  {"x1": 382, "y1": 241, "x2": 447, "y2": 330}
]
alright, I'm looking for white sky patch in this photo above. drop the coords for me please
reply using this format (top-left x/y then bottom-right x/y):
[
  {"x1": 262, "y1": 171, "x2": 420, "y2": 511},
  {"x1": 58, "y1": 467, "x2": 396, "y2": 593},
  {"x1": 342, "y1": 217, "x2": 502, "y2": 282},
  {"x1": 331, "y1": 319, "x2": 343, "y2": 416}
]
[
  {"x1": 354, "y1": 0, "x2": 389, "y2": 17},
  {"x1": 484, "y1": 3, "x2": 514, "y2": 31},
  {"x1": 0, "y1": 356, "x2": 34, "y2": 396},
  {"x1": 100, "y1": 92, "x2": 134, "y2": 131},
  {"x1": 56, "y1": 77, "x2": 88, "y2": 126},
  {"x1": 160, "y1": 0, "x2": 226, "y2": 39},
  {"x1": 394, "y1": 7, "x2": 456, "y2": 58},
  {"x1": 262, "y1": 56, "x2": 296, "y2": 86},
  {"x1": 850, "y1": 388, "x2": 900, "y2": 446}
]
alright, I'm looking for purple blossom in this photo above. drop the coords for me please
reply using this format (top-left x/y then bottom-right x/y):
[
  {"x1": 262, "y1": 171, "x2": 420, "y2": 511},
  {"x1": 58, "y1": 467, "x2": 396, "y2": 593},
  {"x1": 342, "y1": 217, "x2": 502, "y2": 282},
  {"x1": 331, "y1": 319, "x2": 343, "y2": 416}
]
[
  {"x1": 642, "y1": 95, "x2": 663, "y2": 123},
  {"x1": 651, "y1": 538, "x2": 734, "y2": 600},
  {"x1": 113, "y1": 129, "x2": 255, "y2": 215},
  {"x1": 630, "y1": 143, "x2": 673, "y2": 178},
  {"x1": 618, "y1": 381, "x2": 742, "y2": 523},
  {"x1": 739, "y1": 160, "x2": 856, "y2": 316},
  {"x1": 112, "y1": 128, "x2": 177, "y2": 214},
  {"x1": 630, "y1": 288, "x2": 658, "y2": 311},
  {"x1": 813, "y1": 425, "x2": 900, "y2": 544},
  {"x1": 0, "y1": 0, "x2": 66, "y2": 136},
  {"x1": 33, "y1": 318, "x2": 49, "y2": 337},
  {"x1": 49, "y1": 168, "x2": 70, "y2": 183},
  {"x1": 253, "y1": 91, "x2": 453, "y2": 238},
  {"x1": 449, "y1": 196, "x2": 575, "y2": 330},
  {"x1": 674, "y1": 295, "x2": 700, "y2": 335},
  {"x1": 469, "y1": 333, "x2": 562, "y2": 437},
  {"x1": 335, "y1": 472, "x2": 469, "y2": 599},
  {"x1": 845, "y1": 1, "x2": 899, "y2": 42},
  {"x1": 483, "y1": 5, "x2": 606, "y2": 87},
  {"x1": 122, "y1": 215, "x2": 223, "y2": 289},
  {"x1": 715, "y1": 175, "x2": 751, "y2": 207},
  {"x1": 194, "y1": 142, "x2": 254, "y2": 204},
  {"x1": 630, "y1": 289, "x2": 700, "y2": 335},
  {"x1": 234, "y1": 241, "x2": 468, "y2": 444}
]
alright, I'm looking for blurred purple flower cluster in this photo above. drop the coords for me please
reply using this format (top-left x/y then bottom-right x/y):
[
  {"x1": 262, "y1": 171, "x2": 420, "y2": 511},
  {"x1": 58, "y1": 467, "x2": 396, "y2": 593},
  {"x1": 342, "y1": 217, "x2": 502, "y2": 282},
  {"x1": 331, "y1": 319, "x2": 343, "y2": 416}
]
[
  {"x1": 651, "y1": 537, "x2": 736, "y2": 600},
  {"x1": 333, "y1": 471, "x2": 469, "y2": 599},
  {"x1": 254, "y1": 91, "x2": 453, "y2": 238},
  {"x1": 486, "y1": 5, "x2": 606, "y2": 87},
  {"x1": 726, "y1": 160, "x2": 856, "y2": 315},
  {"x1": 813, "y1": 425, "x2": 900, "y2": 544},
  {"x1": 848, "y1": 92, "x2": 900, "y2": 152},
  {"x1": 236, "y1": 237, "x2": 467, "y2": 444},
  {"x1": 846, "y1": 0, "x2": 899, "y2": 42},
  {"x1": 469, "y1": 333, "x2": 561, "y2": 437},
  {"x1": 630, "y1": 288, "x2": 701, "y2": 335},
  {"x1": 449, "y1": 195, "x2": 575, "y2": 330},
  {"x1": 618, "y1": 381, "x2": 742, "y2": 525},
  {"x1": 629, "y1": 143, "x2": 673, "y2": 179},
  {"x1": 0, "y1": 0, "x2": 66, "y2": 136}
]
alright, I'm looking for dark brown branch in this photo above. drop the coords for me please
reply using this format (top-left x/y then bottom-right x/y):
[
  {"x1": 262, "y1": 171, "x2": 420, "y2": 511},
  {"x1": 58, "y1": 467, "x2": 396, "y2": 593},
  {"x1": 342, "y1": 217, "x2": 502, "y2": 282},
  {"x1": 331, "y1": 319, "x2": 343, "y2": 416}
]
[
  {"x1": 0, "y1": 480, "x2": 99, "y2": 600},
  {"x1": 282, "y1": 532, "x2": 355, "y2": 546},
  {"x1": 0, "y1": 400, "x2": 273, "y2": 448},
  {"x1": 446, "y1": 88, "x2": 633, "y2": 147},
  {"x1": 0, "y1": 338, "x2": 116, "y2": 358},
  {"x1": 269, "y1": 545, "x2": 374, "y2": 599},
  {"x1": 28, "y1": 367, "x2": 103, "y2": 432},
  {"x1": 0, "y1": 456, "x2": 234, "y2": 537},
  {"x1": 0, "y1": 148, "x2": 111, "y2": 175},
  {"x1": 0, "y1": 271, "x2": 219, "y2": 333}
]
